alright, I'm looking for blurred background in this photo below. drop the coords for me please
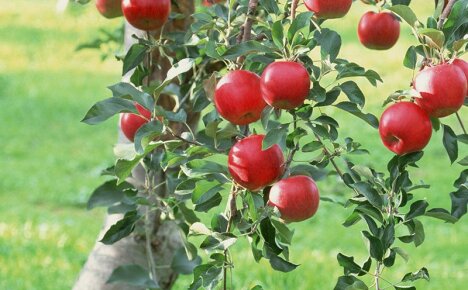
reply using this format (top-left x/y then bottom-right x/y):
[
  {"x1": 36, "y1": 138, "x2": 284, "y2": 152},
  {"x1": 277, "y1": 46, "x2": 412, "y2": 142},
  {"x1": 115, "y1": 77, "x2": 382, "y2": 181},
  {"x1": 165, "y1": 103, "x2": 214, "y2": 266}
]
[{"x1": 0, "y1": 0, "x2": 466, "y2": 289}]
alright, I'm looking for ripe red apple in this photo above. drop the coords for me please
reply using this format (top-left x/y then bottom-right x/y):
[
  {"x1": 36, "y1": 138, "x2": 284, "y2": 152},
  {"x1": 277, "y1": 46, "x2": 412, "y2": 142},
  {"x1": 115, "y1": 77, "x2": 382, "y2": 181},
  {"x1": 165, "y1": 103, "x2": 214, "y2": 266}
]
[
  {"x1": 122, "y1": 0, "x2": 171, "y2": 31},
  {"x1": 260, "y1": 61, "x2": 310, "y2": 110},
  {"x1": 379, "y1": 102, "x2": 432, "y2": 155},
  {"x1": 453, "y1": 59, "x2": 468, "y2": 86},
  {"x1": 202, "y1": 0, "x2": 224, "y2": 7},
  {"x1": 414, "y1": 63, "x2": 467, "y2": 118},
  {"x1": 268, "y1": 175, "x2": 320, "y2": 222},
  {"x1": 228, "y1": 135, "x2": 284, "y2": 191},
  {"x1": 214, "y1": 70, "x2": 266, "y2": 125},
  {"x1": 120, "y1": 103, "x2": 152, "y2": 142},
  {"x1": 358, "y1": 11, "x2": 400, "y2": 50},
  {"x1": 304, "y1": 0, "x2": 352, "y2": 19},
  {"x1": 96, "y1": 0, "x2": 122, "y2": 19}
]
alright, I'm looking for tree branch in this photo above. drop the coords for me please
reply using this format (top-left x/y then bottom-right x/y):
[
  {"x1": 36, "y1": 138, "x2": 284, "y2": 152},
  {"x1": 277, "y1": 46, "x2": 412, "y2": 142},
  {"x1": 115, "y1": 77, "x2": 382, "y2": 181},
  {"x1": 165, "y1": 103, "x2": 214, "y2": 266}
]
[
  {"x1": 291, "y1": 0, "x2": 300, "y2": 20},
  {"x1": 223, "y1": 184, "x2": 238, "y2": 290},
  {"x1": 437, "y1": 0, "x2": 457, "y2": 29},
  {"x1": 242, "y1": 0, "x2": 259, "y2": 42}
]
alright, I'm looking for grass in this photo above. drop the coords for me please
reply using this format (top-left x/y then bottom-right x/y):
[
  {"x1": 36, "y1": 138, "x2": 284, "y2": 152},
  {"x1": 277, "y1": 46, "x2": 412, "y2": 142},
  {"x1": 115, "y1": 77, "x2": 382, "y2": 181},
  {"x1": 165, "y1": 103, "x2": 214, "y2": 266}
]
[{"x1": 0, "y1": 0, "x2": 466, "y2": 289}]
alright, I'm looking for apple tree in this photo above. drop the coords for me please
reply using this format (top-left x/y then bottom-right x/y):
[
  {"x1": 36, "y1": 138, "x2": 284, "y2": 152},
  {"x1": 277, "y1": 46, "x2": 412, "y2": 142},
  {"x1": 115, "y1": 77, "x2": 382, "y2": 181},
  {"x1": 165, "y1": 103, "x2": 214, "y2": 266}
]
[{"x1": 73, "y1": 0, "x2": 467, "y2": 289}]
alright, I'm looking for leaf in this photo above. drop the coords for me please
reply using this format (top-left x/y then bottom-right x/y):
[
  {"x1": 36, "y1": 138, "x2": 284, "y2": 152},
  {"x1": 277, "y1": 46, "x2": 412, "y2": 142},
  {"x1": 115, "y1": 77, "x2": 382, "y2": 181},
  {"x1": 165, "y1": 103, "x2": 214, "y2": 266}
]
[
  {"x1": 442, "y1": 0, "x2": 468, "y2": 41},
  {"x1": 401, "y1": 267, "x2": 430, "y2": 282},
  {"x1": 87, "y1": 180, "x2": 133, "y2": 210},
  {"x1": 458, "y1": 155, "x2": 468, "y2": 166},
  {"x1": 393, "y1": 247, "x2": 409, "y2": 263},
  {"x1": 222, "y1": 41, "x2": 273, "y2": 60},
  {"x1": 451, "y1": 187, "x2": 468, "y2": 219},
  {"x1": 190, "y1": 222, "x2": 212, "y2": 236},
  {"x1": 315, "y1": 28, "x2": 341, "y2": 62},
  {"x1": 171, "y1": 248, "x2": 202, "y2": 275},
  {"x1": 334, "y1": 276, "x2": 369, "y2": 290},
  {"x1": 100, "y1": 211, "x2": 140, "y2": 245},
  {"x1": 418, "y1": 28, "x2": 445, "y2": 48},
  {"x1": 443, "y1": 124, "x2": 458, "y2": 164},
  {"x1": 405, "y1": 200, "x2": 428, "y2": 220},
  {"x1": 271, "y1": 219, "x2": 294, "y2": 245},
  {"x1": 271, "y1": 20, "x2": 284, "y2": 49},
  {"x1": 82, "y1": 97, "x2": 137, "y2": 125},
  {"x1": 340, "y1": 81, "x2": 365, "y2": 108},
  {"x1": 153, "y1": 58, "x2": 195, "y2": 98},
  {"x1": 425, "y1": 208, "x2": 458, "y2": 223},
  {"x1": 388, "y1": 5, "x2": 419, "y2": 27},
  {"x1": 335, "y1": 102, "x2": 379, "y2": 129},
  {"x1": 108, "y1": 82, "x2": 154, "y2": 111},
  {"x1": 122, "y1": 43, "x2": 148, "y2": 75},
  {"x1": 107, "y1": 264, "x2": 157, "y2": 288},
  {"x1": 352, "y1": 182, "x2": 383, "y2": 208},
  {"x1": 302, "y1": 141, "x2": 322, "y2": 152},
  {"x1": 263, "y1": 246, "x2": 298, "y2": 272},
  {"x1": 337, "y1": 253, "x2": 362, "y2": 275},
  {"x1": 362, "y1": 231, "x2": 384, "y2": 261},
  {"x1": 133, "y1": 120, "x2": 164, "y2": 154},
  {"x1": 413, "y1": 219, "x2": 425, "y2": 247},
  {"x1": 288, "y1": 12, "x2": 313, "y2": 42},
  {"x1": 263, "y1": 126, "x2": 287, "y2": 150},
  {"x1": 403, "y1": 46, "x2": 417, "y2": 69}
]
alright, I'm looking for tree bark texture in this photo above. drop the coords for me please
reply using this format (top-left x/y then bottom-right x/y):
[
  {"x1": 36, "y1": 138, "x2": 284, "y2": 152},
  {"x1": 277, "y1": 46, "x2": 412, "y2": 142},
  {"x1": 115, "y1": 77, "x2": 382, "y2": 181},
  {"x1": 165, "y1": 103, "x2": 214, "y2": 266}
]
[{"x1": 73, "y1": 1, "x2": 196, "y2": 289}]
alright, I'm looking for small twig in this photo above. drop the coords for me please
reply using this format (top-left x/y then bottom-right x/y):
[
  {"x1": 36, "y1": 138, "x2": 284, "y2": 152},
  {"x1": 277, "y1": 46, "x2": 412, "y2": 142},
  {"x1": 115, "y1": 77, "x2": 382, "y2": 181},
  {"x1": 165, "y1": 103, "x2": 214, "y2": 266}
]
[
  {"x1": 437, "y1": 0, "x2": 457, "y2": 29},
  {"x1": 456, "y1": 112, "x2": 467, "y2": 134},
  {"x1": 375, "y1": 262, "x2": 382, "y2": 290},
  {"x1": 313, "y1": 132, "x2": 345, "y2": 179},
  {"x1": 291, "y1": 0, "x2": 300, "y2": 20},
  {"x1": 283, "y1": 115, "x2": 300, "y2": 176},
  {"x1": 223, "y1": 184, "x2": 238, "y2": 290},
  {"x1": 167, "y1": 127, "x2": 203, "y2": 146},
  {"x1": 236, "y1": 0, "x2": 259, "y2": 64}
]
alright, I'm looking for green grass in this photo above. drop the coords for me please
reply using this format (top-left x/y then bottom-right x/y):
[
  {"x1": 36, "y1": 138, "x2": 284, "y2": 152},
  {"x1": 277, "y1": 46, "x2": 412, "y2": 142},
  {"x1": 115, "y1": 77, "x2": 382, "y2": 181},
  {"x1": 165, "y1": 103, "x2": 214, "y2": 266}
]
[{"x1": 0, "y1": 0, "x2": 466, "y2": 289}]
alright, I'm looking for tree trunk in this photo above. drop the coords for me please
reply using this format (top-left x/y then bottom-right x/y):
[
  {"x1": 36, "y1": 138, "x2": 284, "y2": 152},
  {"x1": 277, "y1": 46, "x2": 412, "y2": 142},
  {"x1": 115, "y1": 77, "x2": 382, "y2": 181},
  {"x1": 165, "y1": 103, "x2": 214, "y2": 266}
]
[{"x1": 73, "y1": 1, "x2": 195, "y2": 289}]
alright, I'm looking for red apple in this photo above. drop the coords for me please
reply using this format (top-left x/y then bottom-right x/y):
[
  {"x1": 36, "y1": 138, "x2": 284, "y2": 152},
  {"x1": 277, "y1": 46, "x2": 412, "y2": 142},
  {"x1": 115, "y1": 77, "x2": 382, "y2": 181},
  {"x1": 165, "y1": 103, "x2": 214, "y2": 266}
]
[
  {"x1": 304, "y1": 0, "x2": 352, "y2": 19},
  {"x1": 453, "y1": 59, "x2": 468, "y2": 87},
  {"x1": 202, "y1": 0, "x2": 224, "y2": 7},
  {"x1": 96, "y1": 0, "x2": 122, "y2": 18},
  {"x1": 214, "y1": 70, "x2": 266, "y2": 125},
  {"x1": 122, "y1": 0, "x2": 171, "y2": 31},
  {"x1": 358, "y1": 11, "x2": 400, "y2": 50},
  {"x1": 228, "y1": 135, "x2": 284, "y2": 191},
  {"x1": 120, "y1": 103, "x2": 152, "y2": 142},
  {"x1": 268, "y1": 175, "x2": 320, "y2": 222},
  {"x1": 379, "y1": 102, "x2": 432, "y2": 155},
  {"x1": 414, "y1": 63, "x2": 467, "y2": 118},
  {"x1": 260, "y1": 61, "x2": 311, "y2": 110}
]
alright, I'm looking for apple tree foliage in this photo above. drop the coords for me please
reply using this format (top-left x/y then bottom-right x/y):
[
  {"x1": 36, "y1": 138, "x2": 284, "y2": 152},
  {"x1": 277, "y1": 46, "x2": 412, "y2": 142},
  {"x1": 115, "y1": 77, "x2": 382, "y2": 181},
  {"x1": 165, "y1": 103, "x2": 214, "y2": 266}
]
[{"x1": 76, "y1": 0, "x2": 467, "y2": 289}]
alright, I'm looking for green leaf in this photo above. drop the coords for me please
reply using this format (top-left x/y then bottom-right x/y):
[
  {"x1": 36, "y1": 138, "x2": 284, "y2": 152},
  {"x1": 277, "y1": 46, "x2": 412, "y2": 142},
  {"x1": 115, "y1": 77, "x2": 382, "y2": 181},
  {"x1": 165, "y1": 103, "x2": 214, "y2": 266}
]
[
  {"x1": 335, "y1": 102, "x2": 379, "y2": 128},
  {"x1": 403, "y1": 46, "x2": 417, "y2": 69},
  {"x1": 442, "y1": 0, "x2": 468, "y2": 41},
  {"x1": 334, "y1": 276, "x2": 369, "y2": 290},
  {"x1": 451, "y1": 187, "x2": 468, "y2": 219},
  {"x1": 413, "y1": 219, "x2": 425, "y2": 247},
  {"x1": 133, "y1": 120, "x2": 164, "y2": 154},
  {"x1": 192, "y1": 181, "x2": 224, "y2": 212},
  {"x1": 401, "y1": 267, "x2": 430, "y2": 282},
  {"x1": 362, "y1": 231, "x2": 384, "y2": 261},
  {"x1": 405, "y1": 200, "x2": 428, "y2": 220},
  {"x1": 108, "y1": 82, "x2": 154, "y2": 111},
  {"x1": 388, "y1": 5, "x2": 419, "y2": 27},
  {"x1": 87, "y1": 180, "x2": 133, "y2": 210},
  {"x1": 315, "y1": 28, "x2": 341, "y2": 62},
  {"x1": 271, "y1": 219, "x2": 294, "y2": 245},
  {"x1": 340, "y1": 81, "x2": 365, "y2": 108},
  {"x1": 352, "y1": 182, "x2": 383, "y2": 208},
  {"x1": 263, "y1": 246, "x2": 298, "y2": 272},
  {"x1": 418, "y1": 28, "x2": 445, "y2": 48},
  {"x1": 443, "y1": 124, "x2": 458, "y2": 164},
  {"x1": 222, "y1": 41, "x2": 273, "y2": 60},
  {"x1": 171, "y1": 248, "x2": 202, "y2": 275},
  {"x1": 424, "y1": 208, "x2": 458, "y2": 223},
  {"x1": 458, "y1": 155, "x2": 468, "y2": 166},
  {"x1": 393, "y1": 247, "x2": 409, "y2": 263},
  {"x1": 100, "y1": 210, "x2": 140, "y2": 245},
  {"x1": 153, "y1": 58, "x2": 195, "y2": 98},
  {"x1": 337, "y1": 253, "x2": 362, "y2": 275},
  {"x1": 271, "y1": 20, "x2": 284, "y2": 49},
  {"x1": 263, "y1": 126, "x2": 287, "y2": 150},
  {"x1": 122, "y1": 43, "x2": 148, "y2": 75},
  {"x1": 82, "y1": 97, "x2": 137, "y2": 125},
  {"x1": 107, "y1": 264, "x2": 157, "y2": 288},
  {"x1": 302, "y1": 141, "x2": 322, "y2": 152},
  {"x1": 288, "y1": 12, "x2": 313, "y2": 42}
]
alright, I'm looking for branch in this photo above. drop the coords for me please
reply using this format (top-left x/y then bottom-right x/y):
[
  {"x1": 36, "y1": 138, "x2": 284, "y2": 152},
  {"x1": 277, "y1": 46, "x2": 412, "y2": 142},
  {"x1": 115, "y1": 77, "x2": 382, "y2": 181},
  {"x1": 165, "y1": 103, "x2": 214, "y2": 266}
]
[
  {"x1": 242, "y1": 0, "x2": 260, "y2": 42},
  {"x1": 223, "y1": 184, "x2": 238, "y2": 290},
  {"x1": 456, "y1": 112, "x2": 467, "y2": 134},
  {"x1": 291, "y1": 0, "x2": 300, "y2": 20},
  {"x1": 313, "y1": 132, "x2": 345, "y2": 179},
  {"x1": 437, "y1": 0, "x2": 457, "y2": 29}
]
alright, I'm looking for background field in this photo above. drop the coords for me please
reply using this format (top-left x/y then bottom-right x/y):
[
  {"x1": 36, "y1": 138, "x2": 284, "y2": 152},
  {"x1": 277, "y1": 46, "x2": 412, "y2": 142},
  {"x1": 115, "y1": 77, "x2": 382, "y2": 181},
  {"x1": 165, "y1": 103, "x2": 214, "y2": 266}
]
[{"x1": 0, "y1": 0, "x2": 466, "y2": 289}]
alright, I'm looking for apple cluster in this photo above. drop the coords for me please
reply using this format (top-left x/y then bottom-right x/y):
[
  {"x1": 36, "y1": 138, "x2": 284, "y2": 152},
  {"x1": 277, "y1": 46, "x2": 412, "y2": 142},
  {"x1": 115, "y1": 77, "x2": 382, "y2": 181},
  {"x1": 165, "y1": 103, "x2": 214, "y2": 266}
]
[{"x1": 379, "y1": 60, "x2": 467, "y2": 155}]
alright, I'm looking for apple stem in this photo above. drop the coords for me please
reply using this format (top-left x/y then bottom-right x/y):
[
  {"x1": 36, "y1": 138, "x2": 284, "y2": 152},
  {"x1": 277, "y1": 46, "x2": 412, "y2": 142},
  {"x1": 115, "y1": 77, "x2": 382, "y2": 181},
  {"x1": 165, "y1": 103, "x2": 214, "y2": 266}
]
[
  {"x1": 455, "y1": 112, "x2": 467, "y2": 135},
  {"x1": 437, "y1": 0, "x2": 457, "y2": 29},
  {"x1": 291, "y1": 0, "x2": 299, "y2": 20}
]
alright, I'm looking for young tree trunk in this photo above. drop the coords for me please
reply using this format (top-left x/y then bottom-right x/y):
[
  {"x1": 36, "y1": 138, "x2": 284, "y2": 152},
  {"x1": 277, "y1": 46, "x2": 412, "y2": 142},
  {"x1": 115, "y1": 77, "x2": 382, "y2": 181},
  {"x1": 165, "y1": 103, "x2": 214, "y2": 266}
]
[{"x1": 73, "y1": 1, "x2": 195, "y2": 289}]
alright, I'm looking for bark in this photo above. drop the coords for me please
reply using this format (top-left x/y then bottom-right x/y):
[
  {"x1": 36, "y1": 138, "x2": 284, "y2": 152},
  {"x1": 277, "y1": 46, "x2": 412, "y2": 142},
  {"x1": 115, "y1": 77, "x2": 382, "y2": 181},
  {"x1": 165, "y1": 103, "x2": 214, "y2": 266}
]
[{"x1": 73, "y1": 1, "x2": 195, "y2": 289}]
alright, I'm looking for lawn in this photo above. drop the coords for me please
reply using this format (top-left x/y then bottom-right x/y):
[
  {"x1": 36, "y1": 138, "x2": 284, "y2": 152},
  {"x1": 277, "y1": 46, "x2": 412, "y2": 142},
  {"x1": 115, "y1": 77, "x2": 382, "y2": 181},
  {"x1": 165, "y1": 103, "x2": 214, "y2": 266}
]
[{"x1": 0, "y1": 0, "x2": 466, "y2": 289}]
